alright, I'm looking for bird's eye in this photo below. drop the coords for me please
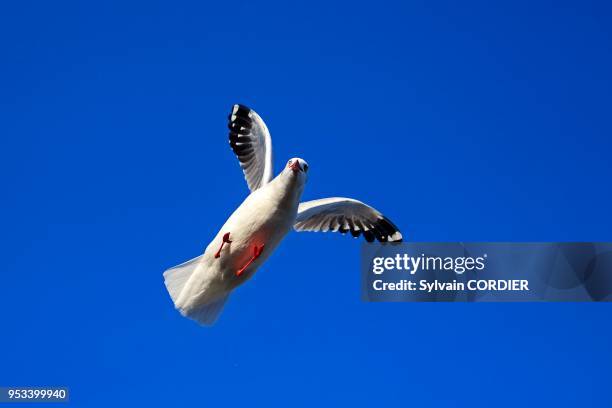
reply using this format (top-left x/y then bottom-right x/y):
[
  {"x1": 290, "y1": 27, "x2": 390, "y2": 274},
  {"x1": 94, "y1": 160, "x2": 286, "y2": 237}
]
[
  {"x1": 287, "y1": 160, "x2": 292, "y2": 166},
  {"x1": 303, "y1": 164, "x2": 308, "y2": 172}
]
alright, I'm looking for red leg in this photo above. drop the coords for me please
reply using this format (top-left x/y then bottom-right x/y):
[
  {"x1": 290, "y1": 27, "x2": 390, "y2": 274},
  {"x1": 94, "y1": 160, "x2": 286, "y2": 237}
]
[
  {"x1": 236, "y1": 244, "x2": 265, "y2": 277},
  {"x1": 214, "y1": 232, "x2": 232, "y2": 258}
]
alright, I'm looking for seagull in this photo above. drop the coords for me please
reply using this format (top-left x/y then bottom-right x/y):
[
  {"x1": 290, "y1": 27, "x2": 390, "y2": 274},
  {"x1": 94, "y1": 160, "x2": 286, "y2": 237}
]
[{"x1": 163, "y1": 104, "x2": 402, "y2": 325}]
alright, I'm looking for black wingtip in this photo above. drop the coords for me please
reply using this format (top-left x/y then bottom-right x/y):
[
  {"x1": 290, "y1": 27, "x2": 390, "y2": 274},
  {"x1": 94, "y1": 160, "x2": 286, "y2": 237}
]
[
  {"x1": 345, "y1": 217, "x2": 402, "y2": 243},
  {"x1": 228, "y1": 104, "x2": 254, "y2": 134},
  {"x1": 373, "y1": 216, "x2": 403, "y2": 243},
  {"x1": 229, "y1": 104, "x2": 252, "y2": 118}
]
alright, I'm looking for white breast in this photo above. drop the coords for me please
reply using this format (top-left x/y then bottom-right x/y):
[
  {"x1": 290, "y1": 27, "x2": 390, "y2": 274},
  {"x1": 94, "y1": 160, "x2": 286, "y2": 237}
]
[{"x1": 175, "y1": 177, "x2": 301, "y2": 313}]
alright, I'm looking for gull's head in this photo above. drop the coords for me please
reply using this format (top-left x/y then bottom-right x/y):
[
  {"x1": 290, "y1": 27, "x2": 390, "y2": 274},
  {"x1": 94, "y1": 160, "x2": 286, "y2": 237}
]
[{"x1": 284, "y1": 157, "x2": 309, "y2": 184}]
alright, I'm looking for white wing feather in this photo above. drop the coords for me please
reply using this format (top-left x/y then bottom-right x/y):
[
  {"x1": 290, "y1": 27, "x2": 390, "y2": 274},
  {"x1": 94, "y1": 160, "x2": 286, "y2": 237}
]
[
  {"x1": 228, "y1": 104, "x2": 274, "y2": 192},
  {"x1": 294, "y1": 197, "x2": 402, "y2": 242}
]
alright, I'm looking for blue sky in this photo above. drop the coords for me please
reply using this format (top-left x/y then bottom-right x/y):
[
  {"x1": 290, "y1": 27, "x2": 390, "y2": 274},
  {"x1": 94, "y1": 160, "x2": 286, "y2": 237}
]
[{"x1": 1, "y1": 0, "x2": 611, "y2": 406}]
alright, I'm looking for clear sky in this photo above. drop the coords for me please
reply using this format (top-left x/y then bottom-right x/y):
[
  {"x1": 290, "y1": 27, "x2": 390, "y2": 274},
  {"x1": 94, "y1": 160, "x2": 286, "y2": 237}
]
[{"x1": 1, "y1": 0, "x2": 611, "y2": 406}]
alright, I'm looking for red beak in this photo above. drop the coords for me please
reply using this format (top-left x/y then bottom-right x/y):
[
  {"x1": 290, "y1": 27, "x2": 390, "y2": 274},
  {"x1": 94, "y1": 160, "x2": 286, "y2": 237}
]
[{"x1": 289, "y1": 161, "x2": 302, "y2": 172}]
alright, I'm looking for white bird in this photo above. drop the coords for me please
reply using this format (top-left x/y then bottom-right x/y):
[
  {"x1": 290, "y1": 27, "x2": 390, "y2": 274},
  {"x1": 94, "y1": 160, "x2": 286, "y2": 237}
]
[{"x1": 163, "y1": 104, "x2": 402, "y2": 325}]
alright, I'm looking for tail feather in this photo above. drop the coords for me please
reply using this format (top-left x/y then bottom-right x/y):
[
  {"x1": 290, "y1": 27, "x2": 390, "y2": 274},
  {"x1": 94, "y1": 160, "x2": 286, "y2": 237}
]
[
  {"x1": 184, "y1": 294, "x2": 229, "y2": 326},
  {"x1": 163, "y1": 255, "x2": 202, "y2": 303},
  {"x1": 163, "y1": 255, "x2": 229, "y2": 326}
]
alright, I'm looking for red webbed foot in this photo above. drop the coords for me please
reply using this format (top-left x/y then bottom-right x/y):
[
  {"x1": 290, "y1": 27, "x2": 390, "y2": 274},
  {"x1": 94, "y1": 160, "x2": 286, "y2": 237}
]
[
  {"x1": 214, "y1": 232, "x2": 232, "y2": 259},
  {"x1": 236, "y1": 244, "x2": 265, "y2": 277}
]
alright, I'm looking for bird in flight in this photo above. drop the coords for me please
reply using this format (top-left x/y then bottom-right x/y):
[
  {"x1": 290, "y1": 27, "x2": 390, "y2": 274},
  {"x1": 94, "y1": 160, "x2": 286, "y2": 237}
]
[{"x1": 163, "y1": 104, "x2": 402, "y2": 325}]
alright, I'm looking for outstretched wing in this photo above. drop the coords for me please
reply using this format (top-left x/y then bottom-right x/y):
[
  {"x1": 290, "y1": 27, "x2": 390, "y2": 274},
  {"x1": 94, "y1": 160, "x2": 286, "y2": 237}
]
[
  {"x1": 228, "y1": 104, "x2": 274, "y2": 192},
  {"x1": 294, "y1": 197, "x2": 402, "y2": 243}
]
